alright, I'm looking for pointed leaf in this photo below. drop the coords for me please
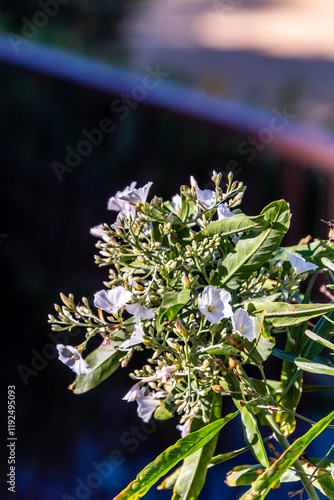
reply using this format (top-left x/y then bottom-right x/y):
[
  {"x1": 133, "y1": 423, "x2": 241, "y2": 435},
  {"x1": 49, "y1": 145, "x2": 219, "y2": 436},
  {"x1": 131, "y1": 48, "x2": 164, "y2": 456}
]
[
  {"x1": 72, "y1": 342, "x2": 123, "y2": 394},
  {"x1": 246, "y1": 301, "x2": 334, "y2": 327},
  {"x1": 240, "y1": 410, "x2": 334, "y2": 499},
  {"x1": 212, "y1": 200, "x2": 290, "y2": 290},
  {"x1": 194, "y1": 214, "x2": 269, "y2": 240},
  {"x1": 156, "y1": 289, "x2": 191, "y2": 331},
  {"x1": 294, "y1": 357, "x2": 334, "y2": 376},
  {"x1": 305, "y1": 329, "x2": 334, "y2": 351},
  {"x1": 172, "y1": 394, "x2": 222, "y2": 500},
  {"x1": 113, "y1": 411, "x2": 239, "y2": 500},
  {"x1": 223, "y1": 373, "x2": 270, "y2": 468}
]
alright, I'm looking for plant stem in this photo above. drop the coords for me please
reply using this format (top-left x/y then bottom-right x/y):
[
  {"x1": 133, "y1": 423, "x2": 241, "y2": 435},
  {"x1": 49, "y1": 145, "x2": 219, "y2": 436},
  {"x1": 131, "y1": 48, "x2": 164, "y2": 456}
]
[{"x1": 264, "y1": 413, "x2": 320, "y2": 500}]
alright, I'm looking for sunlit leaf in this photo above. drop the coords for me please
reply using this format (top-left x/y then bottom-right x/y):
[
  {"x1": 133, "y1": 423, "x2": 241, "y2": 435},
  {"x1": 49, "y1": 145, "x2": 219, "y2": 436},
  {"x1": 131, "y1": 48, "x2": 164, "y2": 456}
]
[
  {"x1": 239, "y1": 411, "x2": 334, "y2": 499},
  {"x1": 113, "y1": 411, "x2": 239, "y2": 500},
  {"x1": 72, "y1": 342, "x2": 123, "y2": 394},
  {"x1": 294, "y1": 358, "x2": 334, "y2": 376},
  {"x1": 212, "y1": 200, "x2": 290, "y2": 290},
  {"x1": 194, "y1": 213, "x2": 269, "y2": 240}
]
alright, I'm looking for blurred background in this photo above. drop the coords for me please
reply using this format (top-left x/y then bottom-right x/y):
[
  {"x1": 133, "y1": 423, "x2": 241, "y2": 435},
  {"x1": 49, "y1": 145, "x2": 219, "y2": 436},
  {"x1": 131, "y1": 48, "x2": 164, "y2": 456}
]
[{"x1": 1, "y1": 1, "x2": 334, "y2": 499}]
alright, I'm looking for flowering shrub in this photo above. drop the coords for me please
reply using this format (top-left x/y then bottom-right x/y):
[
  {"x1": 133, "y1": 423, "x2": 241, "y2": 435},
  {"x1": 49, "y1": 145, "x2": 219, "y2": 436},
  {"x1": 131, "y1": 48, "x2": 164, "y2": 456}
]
[{"x1": 49, "y1": 172, "x2": 334, "y2": 499}]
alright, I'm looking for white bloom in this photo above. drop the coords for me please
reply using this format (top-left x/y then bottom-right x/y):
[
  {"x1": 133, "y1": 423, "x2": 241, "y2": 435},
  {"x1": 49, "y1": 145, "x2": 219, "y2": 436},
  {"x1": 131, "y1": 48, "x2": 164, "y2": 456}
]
[
  {"x1": 119, "y1": 320, "x2": 145, "y2": 350},
  {"x1": 107, "y1": 182, "x2": 137, "y2": 211},
  {"x1": 232, "y1": 309, "x2": 256, "y2": 342},
  {"x1": 125, "y1": 303, "x2": 155, "y2": 320},
  {"x1": 93, "y1": 287, "x2": 132, "y2": 315},
  {"x1": 136, "y1": 387, "x2": 159, "y2": 423},
  {"x1": 90, "y1": 224, "x2": 109, "y2": 242},
  {"x1": 172, "y1": 194, "x2": 182, "y2": 213},
  {"x1": 176, "y1": 419, "x2": 192, "y2": 438},
  {"x1": 217, "y1": 204, "x2": 234, "y2": 220},
  {"x1": 198, "y1": 285, "x2": 232, "y2": 324},
  {"x1": 111, "y1": 205, "x2": 136, "y2": 229},
  {"x1": 56, "y1": 344, "x2": 91, "y2": 375},
  {"x1": 118, "y1": 182, "x2": 153, "y2": 206},
  {"x1": 123, "y1": 382, "x2": 141, "y2": 402},
  {"x1": 155, "y1": 365, "x2": 175, "y2": 383},
  {"x1": 286, "y1": 251, "x2": 318, "y2": 275},
  {"x1": 196, "y1": 188, "x2": 216, "y2": 209}
]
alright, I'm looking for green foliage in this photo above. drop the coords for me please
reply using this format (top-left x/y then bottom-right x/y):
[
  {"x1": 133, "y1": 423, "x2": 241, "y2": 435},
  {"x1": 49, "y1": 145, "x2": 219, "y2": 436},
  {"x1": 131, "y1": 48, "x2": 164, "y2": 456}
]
[{"x1": 49, "y1": 172, "x2": 334, "y2": 500}]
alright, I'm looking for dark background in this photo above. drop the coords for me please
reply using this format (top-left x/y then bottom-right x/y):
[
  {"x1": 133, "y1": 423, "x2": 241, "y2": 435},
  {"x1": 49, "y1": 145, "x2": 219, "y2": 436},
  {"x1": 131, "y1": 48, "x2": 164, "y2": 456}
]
[{"x1": 1, "y1": 2, "x2": 333, "y2": 499}]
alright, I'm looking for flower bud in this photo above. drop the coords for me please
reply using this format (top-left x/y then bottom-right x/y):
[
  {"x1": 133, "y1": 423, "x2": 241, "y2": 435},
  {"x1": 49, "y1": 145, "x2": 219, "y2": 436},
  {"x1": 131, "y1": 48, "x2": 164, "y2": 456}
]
[
  {"x1": 236, "y1": 340, "x2": 244, "y2": 351},
  {"x1": 229, "y1": 357, "x2": 237, "y2": 369},
  {"x1": 227, "y1": 337, "x2": 235, "y2": 347},
  {"x1": 212, "y1": 384, "x2": 223, "y2": 393},
  {"x1": 182, "y1": 274, "x2": 190, "y2": 288},
  {"x1": 60, "y1": 293, "x2": 73, "y2": 309}
]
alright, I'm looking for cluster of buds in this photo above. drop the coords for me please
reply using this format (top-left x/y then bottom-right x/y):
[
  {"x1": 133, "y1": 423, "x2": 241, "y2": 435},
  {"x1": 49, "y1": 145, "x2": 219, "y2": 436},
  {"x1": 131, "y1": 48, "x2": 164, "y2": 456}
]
[{"x1": 49, "y1": 171, "x2": 319, "y2": 434}]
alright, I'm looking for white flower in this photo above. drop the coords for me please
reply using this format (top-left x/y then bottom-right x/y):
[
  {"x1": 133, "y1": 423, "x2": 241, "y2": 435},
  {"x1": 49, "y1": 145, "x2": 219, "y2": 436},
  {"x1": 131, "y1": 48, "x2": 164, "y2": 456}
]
[
  {"x1": 118, "y1": 182, "x2": 153, "y2": 206},
  {"x1": 119, "y1": 320, "x2": 145, "y2": 350},
  {"x1": 176, "y1": 419, "x2": 192, "y2": 438},
  {"x1": 171, "y1": 194, "x2": 182, "y2": 213},
  {"x1": 198, "y1": 285, "x2": 232, "y2": 324},
  {"x1": 196, "y1": 188, "x2": 216, "y2": 209},
  {"x1": 217, "y1": 204, "x2": 234, "y2": 220},
  {"x1": 136, "y1": 387, "x2": 159, "y2": 423},
  {"x1": 90, "y1": 224, "x2": 109, "y2": 242},
  {"x1": 123, "y1": 382, "x2": 141, "y2": 402},
  {"x1": 56, "y1": 344, "x2": 91, "y2": 375},
  {"x1": 125, "y1": 303, "x2": 155, "y2": 320},
  {"x1": 232, "y1": 309, "x2": 256, "y2": 342},
  {"x1": 107, "y1": 182, "x2": 137, "y2": 211},
  {"x1": 155, "y1": 365, "x2": 175, "y2": 383},
  {"x1": 111, "y1": 205, "x2": 136, "y2": 229},
  {"x1": 93, "y1": 287, "x2": 132, "y2": 315},
  {"x1": 286, "y1": 251, "x2": 318, "y2": 275}
]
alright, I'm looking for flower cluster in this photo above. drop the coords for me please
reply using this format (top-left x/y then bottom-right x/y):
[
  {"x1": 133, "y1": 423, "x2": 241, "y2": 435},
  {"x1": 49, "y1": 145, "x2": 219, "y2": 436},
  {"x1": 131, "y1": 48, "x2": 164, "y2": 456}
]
[{"x1": 49, "y1": 172, "x2": 320, "y2": 435}]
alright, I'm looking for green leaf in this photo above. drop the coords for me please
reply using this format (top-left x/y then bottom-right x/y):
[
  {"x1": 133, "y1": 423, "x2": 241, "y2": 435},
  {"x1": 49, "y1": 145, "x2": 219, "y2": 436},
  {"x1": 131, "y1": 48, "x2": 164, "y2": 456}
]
[
  {"x1": 271, "y1": 348, "x2": 298, "y2": 363},
  {"x1": 301, "y1": 310, "x2": 334, "y2": 360},
  {"x1": 156, "y1": 289, "x2": 191, "y2": 331},
  {"x1": 240, "y1": 410, "x2": 334, "y2": 499},
  {"x1": 225, "y1": 464, "x2": 265, "y2": 487},
  {"x1": 72, "y1": 342, "x2": 123, "y2": 394},
  {"x1": 113, "y1": 411, "x2": 239, "y2": 500},
  {"x1": 172, "y1": 393, "x2": 222, "y2": 500},
  {"x1": 277, "y1": 324, "x2": 305, "y2": 436},
  {"x1": 305, "y1": 329, "x2": 334, "y2": 351},
  {"x1": 240, "y1": 312, "x2": 275, "y2": 365},
  {"x1": 212, "y1": 200, "x2": 290, "y2": 290},
  {"x1": 322, "y1": 257, "x2": 334, "y2": 273},
  {"x1": 294, "y1": 357, "x2": 334, "y2": 376},
  {"x1": 302, "y1": 459, "x2": 334, "y2": 499},
  {"x1": 157, "y1": 468, "x2": 181, "y2": 490},
  {"x1": 194, "y1": 214, "x2": 269, "y2": 240},
  {"x1": 223, "y1": 373, "x2": 270, "y2": 468},
  {"x1": 246, "y1": 300, "x2": 334, "y2": 327},
  {"x1": 154, "y1": 380, "x2": 188, "y2": 421}
]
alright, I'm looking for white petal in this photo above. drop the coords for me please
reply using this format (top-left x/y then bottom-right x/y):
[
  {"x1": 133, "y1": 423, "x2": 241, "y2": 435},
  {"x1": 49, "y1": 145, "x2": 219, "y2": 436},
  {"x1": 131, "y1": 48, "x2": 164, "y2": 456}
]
[
  {"x1": 196, "y1": 189, "x2": 216, "y2": 209},
  {"x1": 136, "y1": 388, "x2": 159, "y2": 423},
  {"x1": 73, "y1": 357, "x2": 92, "y2": 375},
  {"x1": 119, "y1": 321, "x2": 145, "y2": 350},
  {"x1": 90, "y1": 224, "x2": 109, "y2": 242},
  {"x1": 107, "y1": 182, "x2": 137, "y2": 211},
  {"x1": 232, "y1": 309, "x2": 256, "y2": 342},
  {"x1": 176, "y1": 419, "x2": 192, "y2": 438},
  {"x1": 286, "y1": 251, "x2": 318, "y2": 275},
  {"x1": 172, "y1": 194, "x2": 182, "y2": 212},
  {"x1": 119, "y1": 182, "x2": 153, "y2": 205},
  {"x1": 123, "y1": 382, "x2": 140, "y2": 402},
  {"x1": 56, "y1": 344, "x2": 91, "y2": 374},
  {"x1": 217, "y1": 204, "x2": 234, "y2": 220},
  {"x1": 126, "y1": 303, "x2": 155, "y2": 319}
]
